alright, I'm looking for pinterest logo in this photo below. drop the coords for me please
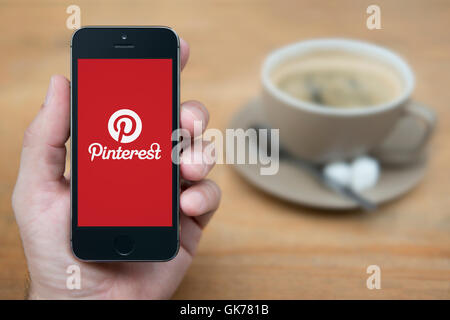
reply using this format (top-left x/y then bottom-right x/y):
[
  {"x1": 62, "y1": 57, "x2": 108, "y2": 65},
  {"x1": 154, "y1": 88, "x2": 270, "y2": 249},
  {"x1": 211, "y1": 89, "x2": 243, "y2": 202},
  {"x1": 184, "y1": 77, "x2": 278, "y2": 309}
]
[{"x1": 108, "y1": 109, "x2": 142, "y2": 143}]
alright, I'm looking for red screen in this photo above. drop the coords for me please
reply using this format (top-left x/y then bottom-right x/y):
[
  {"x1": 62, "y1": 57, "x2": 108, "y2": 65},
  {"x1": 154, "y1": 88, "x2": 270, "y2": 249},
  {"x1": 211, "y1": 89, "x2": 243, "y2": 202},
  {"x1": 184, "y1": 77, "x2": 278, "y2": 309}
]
[{"x1": 77, "y1": 59, "x2": 172, "y2": 226}]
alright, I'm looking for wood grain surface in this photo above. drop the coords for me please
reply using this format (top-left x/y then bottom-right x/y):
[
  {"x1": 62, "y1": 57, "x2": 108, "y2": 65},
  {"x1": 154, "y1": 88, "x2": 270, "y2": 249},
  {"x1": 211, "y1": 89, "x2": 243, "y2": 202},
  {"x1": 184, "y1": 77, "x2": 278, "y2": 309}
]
[{"x1": 0, "y1": 0, "x2": 449, "y2": 299}]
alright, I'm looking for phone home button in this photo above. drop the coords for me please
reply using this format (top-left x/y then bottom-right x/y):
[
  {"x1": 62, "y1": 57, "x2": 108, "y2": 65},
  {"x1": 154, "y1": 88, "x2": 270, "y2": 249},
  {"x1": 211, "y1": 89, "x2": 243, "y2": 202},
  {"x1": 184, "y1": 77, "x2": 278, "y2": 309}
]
[{"x1": 113, "y1": 235, "x2": 135, "y2": 256}]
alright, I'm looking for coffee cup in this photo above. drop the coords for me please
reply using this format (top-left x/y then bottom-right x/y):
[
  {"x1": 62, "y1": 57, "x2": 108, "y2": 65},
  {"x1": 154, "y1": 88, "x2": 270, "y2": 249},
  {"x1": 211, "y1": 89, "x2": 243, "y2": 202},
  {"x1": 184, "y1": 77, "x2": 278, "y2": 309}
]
[{"x1": 261, "y1": 38, "x2": 435, "y2": 164}]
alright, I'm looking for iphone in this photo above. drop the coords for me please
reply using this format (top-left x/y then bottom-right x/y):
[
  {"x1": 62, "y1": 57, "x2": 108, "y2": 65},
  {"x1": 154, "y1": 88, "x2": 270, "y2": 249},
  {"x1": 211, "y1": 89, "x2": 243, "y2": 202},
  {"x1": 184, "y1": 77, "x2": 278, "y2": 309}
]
[{"x1": 71, "y1": 27, "x2": 180, "y2": 261}]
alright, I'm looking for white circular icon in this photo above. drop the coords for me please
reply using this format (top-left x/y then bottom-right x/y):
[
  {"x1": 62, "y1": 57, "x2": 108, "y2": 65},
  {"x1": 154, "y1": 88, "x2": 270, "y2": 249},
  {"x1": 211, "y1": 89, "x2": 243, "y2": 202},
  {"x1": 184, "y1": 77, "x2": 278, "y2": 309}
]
[{"x1": 108, "y1": 109, "x2": 142, "y2": 143}]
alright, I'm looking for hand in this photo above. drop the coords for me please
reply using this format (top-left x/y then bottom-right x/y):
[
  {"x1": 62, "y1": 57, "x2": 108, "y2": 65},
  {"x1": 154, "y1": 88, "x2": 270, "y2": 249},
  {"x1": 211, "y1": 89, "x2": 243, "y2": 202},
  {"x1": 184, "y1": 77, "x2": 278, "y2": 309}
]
[{"x1": 12, "y1": 39, "x2": 221, "y2": 299}]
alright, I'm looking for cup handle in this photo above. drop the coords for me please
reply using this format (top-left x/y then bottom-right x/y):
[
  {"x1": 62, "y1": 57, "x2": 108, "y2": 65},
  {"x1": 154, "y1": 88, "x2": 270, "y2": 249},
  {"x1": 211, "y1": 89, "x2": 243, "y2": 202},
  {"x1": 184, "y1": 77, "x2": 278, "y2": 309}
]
[{"x1": 373, "y1": 101, "x2": 436, "y2": 165}]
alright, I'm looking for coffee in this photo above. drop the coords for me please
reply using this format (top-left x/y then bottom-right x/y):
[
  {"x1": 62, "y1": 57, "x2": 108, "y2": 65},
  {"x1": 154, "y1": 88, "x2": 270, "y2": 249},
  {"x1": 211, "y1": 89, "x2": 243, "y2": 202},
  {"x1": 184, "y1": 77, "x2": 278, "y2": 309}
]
[{"x1": 271, "y1": 50, "x2": 404, "y2": 108}]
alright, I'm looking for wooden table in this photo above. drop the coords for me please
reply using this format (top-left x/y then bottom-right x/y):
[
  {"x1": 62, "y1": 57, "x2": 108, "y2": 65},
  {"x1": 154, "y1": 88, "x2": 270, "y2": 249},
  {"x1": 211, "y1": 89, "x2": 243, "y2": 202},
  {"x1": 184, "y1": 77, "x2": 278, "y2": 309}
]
[{"x1": 1, "y1": 0, "x2": 449, "y2": 299}]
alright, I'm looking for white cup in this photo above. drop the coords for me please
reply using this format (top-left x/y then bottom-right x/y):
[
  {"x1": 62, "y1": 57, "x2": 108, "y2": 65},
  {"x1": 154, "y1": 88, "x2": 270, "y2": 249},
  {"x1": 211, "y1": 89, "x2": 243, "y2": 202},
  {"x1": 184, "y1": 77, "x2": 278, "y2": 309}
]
[{"x1": 261, "y1": 38, "x2": 435, "y2": 164}]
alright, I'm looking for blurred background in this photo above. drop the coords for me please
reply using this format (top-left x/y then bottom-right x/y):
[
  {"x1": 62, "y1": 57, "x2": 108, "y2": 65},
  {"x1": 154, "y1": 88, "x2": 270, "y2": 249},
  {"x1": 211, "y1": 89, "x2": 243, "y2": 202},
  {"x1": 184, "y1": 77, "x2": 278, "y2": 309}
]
[{"x1": 0, "y1": 0, "x2": 449, "y2": 299}]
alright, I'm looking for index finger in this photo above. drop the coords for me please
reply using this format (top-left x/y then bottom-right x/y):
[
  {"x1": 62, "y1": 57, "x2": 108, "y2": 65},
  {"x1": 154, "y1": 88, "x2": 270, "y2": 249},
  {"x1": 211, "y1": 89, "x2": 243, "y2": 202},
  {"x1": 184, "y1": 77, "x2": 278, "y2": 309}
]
[{"x1": 180, "y1": 38, "x2": 189, "y2": 71}]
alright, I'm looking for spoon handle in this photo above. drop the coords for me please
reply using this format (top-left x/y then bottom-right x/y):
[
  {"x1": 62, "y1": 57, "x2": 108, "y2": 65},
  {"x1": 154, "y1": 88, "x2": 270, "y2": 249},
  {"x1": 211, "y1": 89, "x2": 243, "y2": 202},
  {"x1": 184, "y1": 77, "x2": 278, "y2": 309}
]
[
  {"x1": 285, "y1": 154, "x2": 377, "y2": 212},
  {"x1": 322, "y1": 175, "x2": 377, "y2": 211},
  {"x1": 252, "y1": 125, "x2": 377, "y2": 211}
]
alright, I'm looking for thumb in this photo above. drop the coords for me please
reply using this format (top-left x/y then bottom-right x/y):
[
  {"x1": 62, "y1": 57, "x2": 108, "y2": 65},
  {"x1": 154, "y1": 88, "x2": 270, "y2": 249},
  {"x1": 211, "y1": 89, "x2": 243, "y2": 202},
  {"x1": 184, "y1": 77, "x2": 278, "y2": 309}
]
[{"x1": 18, "y1": 75, "x2": 70, "y2": 184}]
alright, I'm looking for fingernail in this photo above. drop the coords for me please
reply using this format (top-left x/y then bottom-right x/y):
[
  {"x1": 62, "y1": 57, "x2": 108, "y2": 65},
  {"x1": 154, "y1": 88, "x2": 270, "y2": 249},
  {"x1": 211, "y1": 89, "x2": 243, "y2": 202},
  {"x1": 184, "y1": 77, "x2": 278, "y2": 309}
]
[
  {"x1": 185, "y1": 105, "x2": 206, "y2": 131},
  {"x1": 44, "y1": 76, "x2": 55, "y2": 106}
]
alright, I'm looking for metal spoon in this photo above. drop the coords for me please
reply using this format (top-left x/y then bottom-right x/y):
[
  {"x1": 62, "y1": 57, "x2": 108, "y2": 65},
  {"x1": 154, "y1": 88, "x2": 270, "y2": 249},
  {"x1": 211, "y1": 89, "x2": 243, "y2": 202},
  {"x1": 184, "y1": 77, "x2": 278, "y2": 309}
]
[{"x1": 252, "y1": 125, "x2": 377, "y2": 212}]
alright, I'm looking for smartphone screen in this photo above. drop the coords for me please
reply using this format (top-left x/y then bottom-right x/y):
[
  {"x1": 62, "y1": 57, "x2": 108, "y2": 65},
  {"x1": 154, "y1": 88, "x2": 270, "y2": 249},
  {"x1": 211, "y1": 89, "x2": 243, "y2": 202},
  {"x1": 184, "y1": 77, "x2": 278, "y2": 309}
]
[
  {"x1": 77, "y1": 59, "x2": 172, "y2": 227},
  {"x1": 71, "y1": 27, "x2": 179, "y2": 261}
]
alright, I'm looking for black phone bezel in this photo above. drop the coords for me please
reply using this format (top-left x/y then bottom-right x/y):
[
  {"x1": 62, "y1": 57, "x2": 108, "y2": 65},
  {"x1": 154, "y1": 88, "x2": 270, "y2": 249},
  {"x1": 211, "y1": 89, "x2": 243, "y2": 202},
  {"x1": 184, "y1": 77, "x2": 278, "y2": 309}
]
[{"x1": 70, "y1": 27, "x2": 180, "y2": 261}]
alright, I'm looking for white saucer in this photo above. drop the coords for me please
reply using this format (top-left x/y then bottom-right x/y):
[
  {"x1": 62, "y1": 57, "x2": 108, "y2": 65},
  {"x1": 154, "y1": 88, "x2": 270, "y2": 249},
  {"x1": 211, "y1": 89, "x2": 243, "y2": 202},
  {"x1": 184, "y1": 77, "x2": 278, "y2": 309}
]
[{"x1": 228, "y1": 99, "x2": 428, "y2": 210}]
